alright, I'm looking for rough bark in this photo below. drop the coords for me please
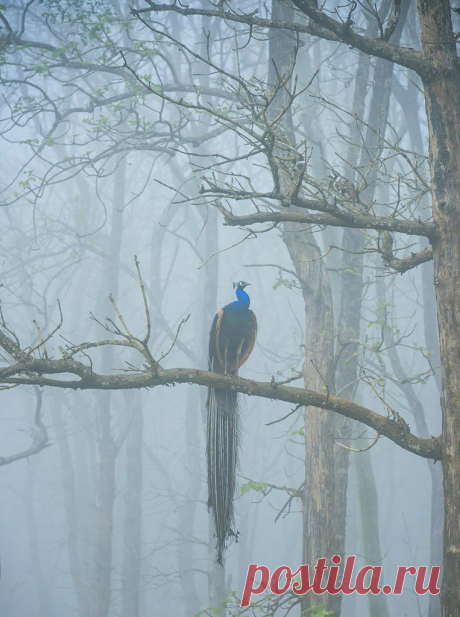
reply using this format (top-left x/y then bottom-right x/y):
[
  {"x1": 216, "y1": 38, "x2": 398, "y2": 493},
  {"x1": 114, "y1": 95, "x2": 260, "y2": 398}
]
[
  {"x1": 423, "y1": 251, "x2": 444, "y2": 617},
  {"x1": 392, "y1": 51, "x2": 444, "y2": 616},
  {"x1": 417, "y1": 2, "x2": 460, "y2": 616},
  {"x1": 284, "y1": 225, "x2": 335, "y2": 612},
  {"x1": 218, "y1": 203, "x2": 435, "y2": 238}
]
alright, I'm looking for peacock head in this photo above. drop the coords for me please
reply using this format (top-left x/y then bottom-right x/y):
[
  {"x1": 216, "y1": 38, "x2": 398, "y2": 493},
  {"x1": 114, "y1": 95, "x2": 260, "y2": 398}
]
[{"x1": 233, "y1": 280, "x2": 250, "y2": 290}]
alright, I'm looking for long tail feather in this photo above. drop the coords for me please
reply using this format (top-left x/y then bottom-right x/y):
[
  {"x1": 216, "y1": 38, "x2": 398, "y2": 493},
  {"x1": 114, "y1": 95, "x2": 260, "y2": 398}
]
[{"x1": 206, "y1": 380, "x2": 240, "y2": 565}]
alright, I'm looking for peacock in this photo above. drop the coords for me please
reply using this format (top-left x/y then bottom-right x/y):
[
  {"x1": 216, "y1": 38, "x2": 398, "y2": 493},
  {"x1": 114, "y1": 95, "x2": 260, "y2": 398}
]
[{"x1": 206, "y1": 281, "x2": 258, "y2": 565}]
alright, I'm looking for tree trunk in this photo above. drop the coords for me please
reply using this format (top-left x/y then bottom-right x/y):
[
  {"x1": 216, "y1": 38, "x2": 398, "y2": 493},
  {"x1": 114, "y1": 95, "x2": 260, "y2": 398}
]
[
  {"x1": 393, "y1": 51, "x2": 443, "y2": 617},
  {"x1": 335, "y1": 7, "x2": 407, "y2": 616},
  {"x1": 284, "y1": 227, "x2": 335, "y2": 613},
  {"x1": 95, "y1": 407, "x2": 117, "y2": 617},
  {"x1": 354, "y1": 448, "x2": 391, "y2": 617},
  {"x1": 332, "y1": 19, "x2": 373, "y2": 605},
  {"x1": 417, "y1": 2, "x2": 460, "y2": 616},
  {"x1": 52, "y1": 402, "x2": 91, "y2": 617},
  {"x1": 269, "y1": 3, "x2": 335, "y2": 611},
  {"x1": 122, "y1": 391, "x2": 143, "y2": 617},
  {"x1": 95, "y1": 159, "x2": 126, "y2": 617},
  {"x1": 177, "y1": 386, "x2": 201, "y2": 614},
  {"x1": 24, "y1": 456, "x2": 52, "y2": 617}
]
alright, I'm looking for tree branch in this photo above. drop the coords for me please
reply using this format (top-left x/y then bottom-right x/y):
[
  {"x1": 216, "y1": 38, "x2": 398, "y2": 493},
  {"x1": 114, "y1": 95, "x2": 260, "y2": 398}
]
[
  {"x1": 0, "y1": 359, "x2": 441, "y2": 461},
  {"x1": 216, "y1": 202, "x2": 436, "y2": 239},
  {"x1": 0, "y1": 387, "x2": 50, "y2": 467},
  {"x1": 291, "y1": 0, "x2": 434, "y2": 76},
  {"x1": 383, "y1": 246, "x2": 433, "y2": 273},
  {"x1": 138, "y1": 1, "x2": 433, "y2": 76}
]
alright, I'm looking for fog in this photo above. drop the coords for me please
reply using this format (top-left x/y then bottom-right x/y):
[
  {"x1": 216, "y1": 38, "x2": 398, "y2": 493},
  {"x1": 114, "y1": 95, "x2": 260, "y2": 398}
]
[{"x1": 0, "y1": 1, "x2": 448, "y2": 616}]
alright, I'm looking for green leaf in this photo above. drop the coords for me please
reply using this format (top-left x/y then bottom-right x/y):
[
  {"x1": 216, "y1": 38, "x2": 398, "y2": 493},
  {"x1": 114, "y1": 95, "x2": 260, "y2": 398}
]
[
  {"x1": 240, "y1": 483, "x2": 251, "y2": 495},
  {"x1": 302, "y1": 606, "x2": 335, "y2": 616}
]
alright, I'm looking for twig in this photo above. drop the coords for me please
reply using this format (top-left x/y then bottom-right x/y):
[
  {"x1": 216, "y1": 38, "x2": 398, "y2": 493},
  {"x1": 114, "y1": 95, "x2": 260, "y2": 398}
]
[
  {"x1": 335, "y1": 432, "x2": 381, "y2": 453},
  {"x1": 266, "y1": 403, "x2": 302, "y2": 427},
  {"x1": 310, "y1": 359, "x2": 330, "y2": 403},
  {"x1": 197, "y1": 228, "x2": 256, "y2": 270},
  {"x1": 134, "y1": 255, "x2": 152, "y2": 344},
  {"x1": 158, "y1": 315, "x2": 191, "y2": 362}
]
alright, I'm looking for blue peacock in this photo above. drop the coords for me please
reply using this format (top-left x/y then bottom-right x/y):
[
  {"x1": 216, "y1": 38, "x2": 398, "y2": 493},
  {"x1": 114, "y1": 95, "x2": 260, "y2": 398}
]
[{"x1": 207, "y1": 281, "x2": 258, "y2": 565}]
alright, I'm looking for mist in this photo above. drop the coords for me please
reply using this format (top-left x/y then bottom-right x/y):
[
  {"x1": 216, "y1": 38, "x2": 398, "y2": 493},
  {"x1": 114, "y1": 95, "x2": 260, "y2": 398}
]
[{"x1": 1, "y1": 1, "x2": 456, "y2": 616}]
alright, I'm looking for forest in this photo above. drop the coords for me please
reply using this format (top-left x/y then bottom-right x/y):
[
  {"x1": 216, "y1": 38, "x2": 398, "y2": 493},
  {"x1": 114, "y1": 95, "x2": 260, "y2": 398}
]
[{"x1": 0, "y1": 1, "x2": 459, "y2": 616}]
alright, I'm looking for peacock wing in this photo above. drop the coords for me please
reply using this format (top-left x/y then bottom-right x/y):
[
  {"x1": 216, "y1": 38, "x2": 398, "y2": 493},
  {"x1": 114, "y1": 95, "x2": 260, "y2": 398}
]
[
  {"x1": 209, "y1": 309, "x2": 226, "y2": 372},
  {"x1": 237, "y1": 310, "x2": 258, "y2": 369}
]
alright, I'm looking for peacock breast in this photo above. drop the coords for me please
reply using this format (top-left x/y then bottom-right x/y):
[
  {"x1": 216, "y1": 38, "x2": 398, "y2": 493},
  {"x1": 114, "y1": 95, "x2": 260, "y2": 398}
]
[{"x1": 221, "y1": 304, "x2": 253, "y2": 335}]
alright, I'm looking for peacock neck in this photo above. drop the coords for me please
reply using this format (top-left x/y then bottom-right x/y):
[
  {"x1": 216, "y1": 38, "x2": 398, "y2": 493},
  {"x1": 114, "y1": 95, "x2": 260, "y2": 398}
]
[{"x1": 236, "y1": 287, "x2": 250, "y2": 309}]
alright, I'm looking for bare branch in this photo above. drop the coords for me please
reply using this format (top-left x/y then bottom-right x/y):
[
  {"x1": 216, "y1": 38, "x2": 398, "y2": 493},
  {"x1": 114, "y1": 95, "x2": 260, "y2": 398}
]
[
  {"x1": 216, "y1": 202, "x2": 436, "y2": 239},
  {"x1": 0, "y1": 358, "x2": 440, "y2": 460},
  {"x1": 380, "y1": 232, "x2": 433, "y2": 272},
  {"x1": 137, "y1": 2, "x2": 432, "y2": 76},
  {"x1": 0, "y1": 388, "x2": 50, "y2": 467}
]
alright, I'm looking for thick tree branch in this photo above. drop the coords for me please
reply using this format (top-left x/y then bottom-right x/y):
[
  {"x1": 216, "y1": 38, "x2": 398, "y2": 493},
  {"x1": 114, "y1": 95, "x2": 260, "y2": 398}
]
[
  {"x1": 379, "y1": 230, "x2": 434, "y2": 272},
  {"x1": 384, "y1": 246, "x2": 433, "y2": 272},
  {"x1": 0, "y1": 358, "x2": 441, "y2": 461},
  {"x1": 291, "y1": 0, "x2": 436, "y2": 76},
  {"x1": 138, "y1": 2, "x2": 433, "y2": 76},
  {"x1": 216, "y1": 203, "x2": 436, "y2": 239}
]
